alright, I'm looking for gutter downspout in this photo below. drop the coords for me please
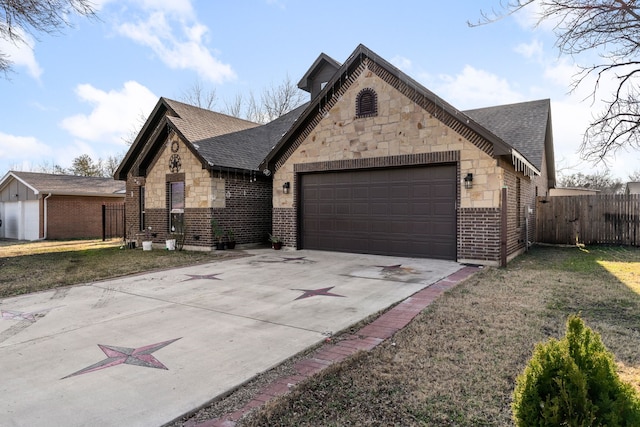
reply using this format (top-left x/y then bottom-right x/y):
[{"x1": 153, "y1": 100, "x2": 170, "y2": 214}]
[{"x1": 42, "y1": 193, "x2": 52, "y2": 240}]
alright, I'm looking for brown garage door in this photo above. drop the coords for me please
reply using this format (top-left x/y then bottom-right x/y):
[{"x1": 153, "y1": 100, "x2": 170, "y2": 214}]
[{"x1": 300, "y1": 165, "x2": 457, "y2": 259}]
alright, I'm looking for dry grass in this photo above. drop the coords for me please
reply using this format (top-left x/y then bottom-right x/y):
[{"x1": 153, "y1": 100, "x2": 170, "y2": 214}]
[
  {"x1": 0, "y1": 239, "x2": 243, "y2": 297},
  {"x1": 240, "y1": 245, "x2": 640, "y2": 427}
]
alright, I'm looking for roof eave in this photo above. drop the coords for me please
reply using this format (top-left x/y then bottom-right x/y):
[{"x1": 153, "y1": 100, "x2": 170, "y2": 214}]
[
  {"x1": 0, "y1": 171, "x2": 40, "y2": 194},
  {"x1": 115, "y1": 98, "x2": 171, "y2": 180}
]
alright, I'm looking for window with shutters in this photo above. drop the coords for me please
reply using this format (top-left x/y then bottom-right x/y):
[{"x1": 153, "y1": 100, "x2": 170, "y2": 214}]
[{"x1": 356, "y1": 88, "x2": 378, "y2": 118}]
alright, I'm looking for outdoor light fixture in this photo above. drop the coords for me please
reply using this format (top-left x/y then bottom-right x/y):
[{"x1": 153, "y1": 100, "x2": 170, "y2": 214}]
[
  {"x1": 464, "y1": 173, "x2": 473, "y2": 189},
  {"x1": 283, "y1": 182, "x2": 291, "y2": 194}
]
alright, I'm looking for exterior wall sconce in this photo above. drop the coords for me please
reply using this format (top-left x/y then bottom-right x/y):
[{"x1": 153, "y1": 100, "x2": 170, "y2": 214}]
[
  {"x1": 283, "y1": 182, "x2": 290, "y2": 194},
  {"x1": 464, "y1": 173, "x2": 473, "y2": 189}
]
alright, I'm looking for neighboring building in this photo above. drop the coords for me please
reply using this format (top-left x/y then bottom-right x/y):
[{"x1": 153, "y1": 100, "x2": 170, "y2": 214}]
[
  {"x1": 0, "y1": 171, "x2": 125, "y2": 240},
  {"x1": 549, "y1": 187, "x2": 600, "y2": 196},
  {"x1": 116, "y1": 44, "x2": 556, "y2": 266},
  {"x1": 627, "y1": 182, "x2": 640, "y2": 195}
]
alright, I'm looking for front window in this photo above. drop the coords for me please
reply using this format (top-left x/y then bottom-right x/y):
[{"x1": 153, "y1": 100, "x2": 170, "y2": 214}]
[
  {"x1": 169, "y1": 181, "x2": 184, "y2": 232},
  {"x1": 139, "y1": 186, "x2": 146, "y2": 231}
]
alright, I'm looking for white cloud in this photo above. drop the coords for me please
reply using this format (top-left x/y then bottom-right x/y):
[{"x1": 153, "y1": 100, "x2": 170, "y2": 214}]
[
  {"x1": 391, "y1": 56, "x2": 413, "y2": 73},
  {"x1": 111, "y1": 2, "x2": 235, "y2": 83},
  {"x1": 434, "y1": 65, "x2": 524, "y2": 109},
  {"x1": 515, "y1": 39, "x2": 544, "y2": 61},
  {"x1": 0, "y1": 132, "x2": 52, "y2": 163},
  {"x1": 60, "y1": 81, "x2": 157, "y2": 144},
  {"x1": 0, "y1": 29, "x2": 43, "y2": 80}
]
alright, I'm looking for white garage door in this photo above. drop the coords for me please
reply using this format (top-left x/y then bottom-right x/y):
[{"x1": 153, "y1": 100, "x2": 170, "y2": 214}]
[
  {"x1": 2, "y1": 201, "x2": 39, "y2": 240},
  {"x1": 23, "y1": 200, "x2": 40, "y2": 240}
]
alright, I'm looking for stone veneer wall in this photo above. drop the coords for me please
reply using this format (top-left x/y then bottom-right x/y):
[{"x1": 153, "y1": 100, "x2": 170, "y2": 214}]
[
  {"x1": 271, "y1": 62, "x2": 508, "y2": 263},
  {"x1": 124, "y1": 130, "x2": 273, "y2": 248}
]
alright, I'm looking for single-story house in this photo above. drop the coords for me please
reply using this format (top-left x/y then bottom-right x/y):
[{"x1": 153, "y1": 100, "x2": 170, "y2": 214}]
[
  {"x1": 0, "y1": 171, "x2": 125, "y2": 240},
  {"x1": 116, "y1": 44, "x2": 556, "y2": 266},
  {"x1": 627, "y1": 182, "x2": 640, "y2": 195}
]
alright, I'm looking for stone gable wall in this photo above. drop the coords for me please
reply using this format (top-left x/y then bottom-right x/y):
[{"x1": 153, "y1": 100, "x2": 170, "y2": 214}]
[{"x1": 273, "y1": 71, "x2": 504, "y2": 211}]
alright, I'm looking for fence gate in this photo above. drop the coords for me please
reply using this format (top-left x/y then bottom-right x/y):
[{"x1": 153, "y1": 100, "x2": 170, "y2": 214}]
[
  {"x1": 102, "y1": 203, "x2": 125, "y2": 241},
  {"x1": 536, "y1": 194, "x2": 640, "y2": 246}
]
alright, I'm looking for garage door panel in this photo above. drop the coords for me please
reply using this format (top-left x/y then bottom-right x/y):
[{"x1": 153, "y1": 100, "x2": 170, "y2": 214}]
[{"x1": 301, "y1": 165, "x2": 456, "y2": 260}]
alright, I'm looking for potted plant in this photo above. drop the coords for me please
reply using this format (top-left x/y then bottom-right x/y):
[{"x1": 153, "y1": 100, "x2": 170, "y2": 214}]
[
  {"x1": 226, "y1": 228, "x2": 236, "y2": 249},
  {"x1": 268, "y1": 233, "x2": 283, "y2": 250},
  {"x1": 211, "y1": 219, "x2": 226, "y2": 250},
  {"x1": 142, "y1": 226, "x2": 153, "y2": 251}
]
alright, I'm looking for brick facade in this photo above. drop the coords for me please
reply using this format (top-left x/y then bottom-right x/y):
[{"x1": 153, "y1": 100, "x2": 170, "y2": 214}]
[
  {"x1": 125, "y1": 137, "x2": 273, "y2": 249},
  {"x1": 46, "y1": 195, "x2": 123, "y2": 240},
  {"x1": 457, "y1": 207, "x2": 501, "y2": 262}
]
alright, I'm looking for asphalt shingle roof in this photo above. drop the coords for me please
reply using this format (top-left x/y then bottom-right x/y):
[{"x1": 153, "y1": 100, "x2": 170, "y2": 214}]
[
  {"x1": 163, "y1": 98, "x2": 259, "y2": 142},
  {"x1": 9, "y1": 171, "x2": 125, "y2": 195},
  {"x1": 464, "y1": 99, "x2": 551, "y2": 170},
  {"x1": 192, "y1": 102, "x2": 309, "y2": 171}
]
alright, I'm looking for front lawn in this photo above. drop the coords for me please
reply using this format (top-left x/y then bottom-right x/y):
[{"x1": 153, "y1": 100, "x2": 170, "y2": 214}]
[
  {"x1": 0, "y1": 239, "x2": 242, "y2": 297},
  {"x1": 240, "y1": 246, "x2": 640, "y2": 426}
]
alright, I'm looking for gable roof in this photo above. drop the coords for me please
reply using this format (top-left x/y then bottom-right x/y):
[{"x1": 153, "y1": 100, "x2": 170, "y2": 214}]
[
  {"x1": 1, "y1": 171, "x2": 125, "y2": 196},
  {"x1": 115, "y1": 97, "x2": 259, "y2": 180},
  {"x1": 163, "y1": 98, "x2": 259, "y2": 142},
  {"x1": 464, "y1": 99, "x2": 552, "y2": 173},
  {"x1": 260, "y1": 44, "x2": 553, "y2": 182},
  {"x1": 297, "y1": 53, "x2": 342, "y2": 99},
  {"x1": 195, "y1": 103, "x2": 309, "y2": 171}
]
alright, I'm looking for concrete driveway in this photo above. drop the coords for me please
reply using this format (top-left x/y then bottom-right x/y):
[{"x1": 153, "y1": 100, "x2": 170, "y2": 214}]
[{"x1": 0, "y1": 249, "x2": 463, "y2": 426}]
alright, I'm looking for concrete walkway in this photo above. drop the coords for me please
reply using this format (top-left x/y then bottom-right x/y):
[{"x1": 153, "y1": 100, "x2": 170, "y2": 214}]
[{"x1": 0, "y1": 249, "x2": 471, "y2": 426}]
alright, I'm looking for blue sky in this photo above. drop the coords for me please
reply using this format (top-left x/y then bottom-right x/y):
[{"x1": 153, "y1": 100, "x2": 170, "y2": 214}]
[{"x1": 1, "y1": 0, "x2": 637, "y2": 181}]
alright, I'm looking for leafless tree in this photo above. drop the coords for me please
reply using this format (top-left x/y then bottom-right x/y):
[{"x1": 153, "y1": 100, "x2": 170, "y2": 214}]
[
  {"x1": 0, "y1": 0, "x2": 95, "y2": 75},
  {"x1": 629, "y1": 170, "x2": 640, "y2": 182},
  {"x1": 33, "y1": 159, "x2": 67, "y2": 174},
  {"x1": 221, "y1": 75, "x2": 306, "y2": 123},
  {"x1": 103, "y1": 154, "x2": 123, "y2": 178},
  {"x1": 180, "y1": 79, "x2": 217, "y2": 110},
  {"x1": 222, "y1": 93, "x2": 244, "y2": 118},
  {"x1": 245, "y1": 91, "x2": 265, "y2": 123},
  {"x1": 181, "y1": 75, "x2": 305, "y2": 123},
  {"x1": 122, "y1": 111, "x2": 149, "y2": 146},
  {"x1": 558, "y1": 170, "x2": 624, "y2": 194},
  {"x1": 471, "y1": 1, "x2": 640, "y2": 165},
  {"x1": 260, "y1": 74, "x2": 306, "y2": 122}
]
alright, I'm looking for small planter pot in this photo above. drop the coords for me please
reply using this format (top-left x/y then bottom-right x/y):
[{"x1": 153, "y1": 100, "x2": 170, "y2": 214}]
[
  {"x1": 142, "y1": 241, "x2": 153, "y2": 251},
  {"x1": 226, "y1": 241, "x2": 236, "y2": 250},
  {"x1": 166, "y1": 239, "x2": 176, "y2": 251},
  {"x1": 215, "y1": 242, "x2": 226, "y2": 250},
  {"x1": 272, "y1": 242, "x2": 283, "y2": 250}
]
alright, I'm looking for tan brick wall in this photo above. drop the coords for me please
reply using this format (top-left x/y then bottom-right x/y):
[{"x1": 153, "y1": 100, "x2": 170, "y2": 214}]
[{"x1": 273, "y1": 71, "x2": 503, "y2": 210}]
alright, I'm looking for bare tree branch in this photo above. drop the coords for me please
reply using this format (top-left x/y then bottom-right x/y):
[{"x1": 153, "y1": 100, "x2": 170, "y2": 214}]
[
  {"x1": 180, "y1": 79, "x2": 217, "y2": 110},
  {"x1": 0, "y1": 0, "x2": 96, "y2": 75},
  {"x1": 473, "y1": 0, "x2": 640, "y2": 164}
]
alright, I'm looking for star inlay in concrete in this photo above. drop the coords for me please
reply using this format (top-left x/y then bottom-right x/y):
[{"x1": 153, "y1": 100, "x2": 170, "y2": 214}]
[
  {"x1": 62, "y1": 338, "x2": 181, "y2": 379},
  {"x1": 292, "y1": 286, "x2": 345, "y2": 301},
  {"x1": 1, "y1": 308, "x2": 54, "y2": 323},
  {"x1": 183, "y1": 273, "x2": 222, "y2": 281},
  {"x1": 376, "y1": 264, "x2": 403, "y2": 272}
]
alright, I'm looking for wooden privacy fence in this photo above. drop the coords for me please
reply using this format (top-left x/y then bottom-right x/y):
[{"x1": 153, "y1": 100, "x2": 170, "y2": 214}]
[
  {"x1": 102, "y1": 203, "x2": 125, "y2": 241},
  {"x1": 536, "y1": 194, "x2": 640, "y2": 246}
]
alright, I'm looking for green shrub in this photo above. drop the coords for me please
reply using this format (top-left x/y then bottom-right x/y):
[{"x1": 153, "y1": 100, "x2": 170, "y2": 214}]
[{"x1": 512, "y1": 315, "x2": 640, "y2": 426}]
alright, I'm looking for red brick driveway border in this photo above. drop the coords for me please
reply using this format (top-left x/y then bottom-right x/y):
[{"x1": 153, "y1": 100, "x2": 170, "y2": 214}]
[{"x1": 186, "y1": 265, "x2": 480, "y2": 427}]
